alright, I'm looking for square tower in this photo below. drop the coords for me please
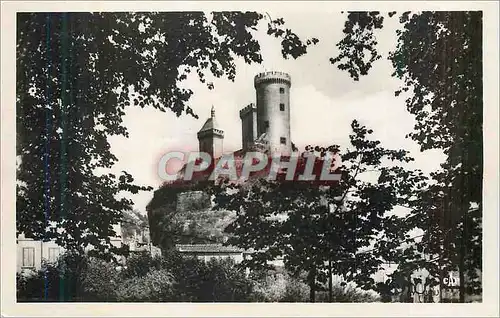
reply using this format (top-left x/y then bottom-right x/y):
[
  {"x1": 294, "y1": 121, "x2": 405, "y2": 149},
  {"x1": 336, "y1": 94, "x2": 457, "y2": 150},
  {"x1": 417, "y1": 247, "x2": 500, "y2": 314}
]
[
  {"x1": 239, "y1": 103, "x2": 257, "y2": 152},
  {"x1": 197, "y1": 106, "x2": 224, "y2": 160}
]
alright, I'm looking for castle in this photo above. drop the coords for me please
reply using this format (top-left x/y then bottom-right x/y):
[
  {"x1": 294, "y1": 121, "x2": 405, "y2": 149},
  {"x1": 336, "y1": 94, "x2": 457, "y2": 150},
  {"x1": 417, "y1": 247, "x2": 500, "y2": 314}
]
[
  {"x1": 146, "y1": 72, "x2": 477, "y2": 302},
  {"x1": 197, "y1": 71, "x2": 294, "y2": 161},
  {"x1": 147, "y1": 71, "x2": 296, "y2": 265}
]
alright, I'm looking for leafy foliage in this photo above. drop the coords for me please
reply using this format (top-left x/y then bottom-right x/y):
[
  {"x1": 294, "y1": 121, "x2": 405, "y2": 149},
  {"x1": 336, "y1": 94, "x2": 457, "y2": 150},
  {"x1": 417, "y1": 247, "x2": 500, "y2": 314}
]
[
  {"x1": 17, "y1": 250, "x2": 256, "y2": 302},
  {"x1": 249, "y1": 269, "x2": 310, "y2": 302},
  {"x1": 212, "y1": 120, "x2": 425, "y2": 301},
  {"x1": 81, "y1": 258, "x2": 121, "y2": 301},
  {"x1": 119, "y1": 251, "x2": 160, "y2": 278},
  {"x1": 16, "y1": 12, "x2": 316, "y2": 259},
  {"x1": 265, "y1": 14, "x2": 319, "y2": 59},
  {"x1": 116, "y1": 269, "x2": 175, "y2": 302},
  {"x1": 316, "y1": 282, "x2": 380, "y2": 303},
  {"x1": 17, "y1": 252, "x2": 90, "y2": 301},
  {"x1": 329, "y1": 11, "x2": 384, "y2": 81},
  {"x1": 331, "y1": 11, "x2": 483, "y2": 302}
]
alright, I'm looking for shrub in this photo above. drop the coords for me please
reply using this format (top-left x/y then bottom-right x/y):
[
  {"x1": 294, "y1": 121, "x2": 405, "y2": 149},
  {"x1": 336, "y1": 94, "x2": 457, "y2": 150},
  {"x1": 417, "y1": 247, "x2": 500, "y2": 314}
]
[
  {"x1": 80, "y1": 258, "x2": 121, "y2": 301},
  {"x1": 121, "y1": 251, "x2": 163, "y2": 278},
  {"x1": 155, "y1": 254, "x2": 254, "y2": 302},
  {"x1": 204, "y1": 258, "x2": 254, "y2": 302},
  {"x1": 169, "y1": 255, "x2": 212, "y2": 301},
  {"x1": 17, "y1": 262, "x2": 63, "y2": 301},
  {"x1": 281, "y1": 275, "x2": 310, "y2": 302},
  {"x1": 316, "y1": 283, "x2": 380, "y2": 303},
  {"x1": 17, "y1": 250, "x2": 258, "y2": 302},
  {"x1": 17, "y1": 252, "x2": 89, "y2": 301},
  {"x1": 116, "y1": 269, "x2": 175, "y2": 302},
  {"x1": 250, "y1": 270, "x2": 309, "y2": 302}
]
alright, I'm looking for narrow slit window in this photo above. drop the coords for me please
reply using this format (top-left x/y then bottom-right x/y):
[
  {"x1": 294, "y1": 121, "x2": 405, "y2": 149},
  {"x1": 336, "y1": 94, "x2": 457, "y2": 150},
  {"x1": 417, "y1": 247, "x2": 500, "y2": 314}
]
[
  {"x1": 264, "y1": 121, "x2": 269, "y2": 129},
  {"x1": 280, "y1": 103, "x2": 285, "y2": 111},
  {"x1": 279, "y1": 87, "x2": 285, "y2": 94}
]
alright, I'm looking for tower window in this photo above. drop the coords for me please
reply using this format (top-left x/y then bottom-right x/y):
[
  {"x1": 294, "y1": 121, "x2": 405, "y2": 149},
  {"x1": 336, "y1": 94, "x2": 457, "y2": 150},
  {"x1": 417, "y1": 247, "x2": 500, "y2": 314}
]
[
  {"x1": 280, "y1": 137, "x2": 286, "y2": 145},
  {"x1": 279, "y1": 87, "x2": 285, "y2": 94},
  {"x1": 264, "y1": 121, "x2": 269, "y2": 129},
  {"x1": 280, "y1": 103, "x2": 285, "y2": 111}
]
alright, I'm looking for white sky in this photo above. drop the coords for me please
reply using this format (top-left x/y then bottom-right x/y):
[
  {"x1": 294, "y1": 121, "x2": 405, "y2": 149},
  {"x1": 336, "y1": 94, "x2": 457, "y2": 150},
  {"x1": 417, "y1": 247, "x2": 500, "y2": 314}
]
[{"x1": 107, "y1": 11, "x2": 446, "y2": 213}]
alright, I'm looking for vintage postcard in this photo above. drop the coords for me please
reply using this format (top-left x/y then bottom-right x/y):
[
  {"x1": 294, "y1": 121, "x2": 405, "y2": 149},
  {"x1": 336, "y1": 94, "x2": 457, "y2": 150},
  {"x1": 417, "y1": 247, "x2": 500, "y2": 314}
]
[{"x1": 1, "y1": 1, "x2": 499, "y2": 317}]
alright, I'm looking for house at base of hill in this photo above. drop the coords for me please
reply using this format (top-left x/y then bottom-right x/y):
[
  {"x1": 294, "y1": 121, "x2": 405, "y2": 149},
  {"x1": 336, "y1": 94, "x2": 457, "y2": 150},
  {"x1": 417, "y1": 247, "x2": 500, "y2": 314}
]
[
  {"x1": 16, "y1": 227, "x2": 123, "y2": 274},
  {"x1": 175, "y1": 243, "x2": 284, "y2": 269}
]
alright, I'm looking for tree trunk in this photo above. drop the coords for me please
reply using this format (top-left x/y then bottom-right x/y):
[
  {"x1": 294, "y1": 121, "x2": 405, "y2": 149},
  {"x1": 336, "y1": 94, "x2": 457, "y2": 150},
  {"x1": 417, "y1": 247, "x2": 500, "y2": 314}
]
[
  {"x1": 459, "y1": 242, "x2": 465, "y2": 302},
  {"x1": 328, "y1": 260, "x2": 333, "y2": 302},
  {"x1": 459, "y1": 210, "x2": 467, "y2": 302},
  {"x1": 308, "y1": 266, "x2": 316, "y2": 303},
  {"x1": 439, "y1": 251, "x2": 444, "y2": 303}
]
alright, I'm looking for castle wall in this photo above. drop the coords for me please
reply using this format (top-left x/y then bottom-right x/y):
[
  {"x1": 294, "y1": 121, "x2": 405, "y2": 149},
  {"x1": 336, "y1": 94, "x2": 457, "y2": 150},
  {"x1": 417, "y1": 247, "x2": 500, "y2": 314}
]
[{"x1": 176, "y1": 190, "x2": 211, "y2": 212}]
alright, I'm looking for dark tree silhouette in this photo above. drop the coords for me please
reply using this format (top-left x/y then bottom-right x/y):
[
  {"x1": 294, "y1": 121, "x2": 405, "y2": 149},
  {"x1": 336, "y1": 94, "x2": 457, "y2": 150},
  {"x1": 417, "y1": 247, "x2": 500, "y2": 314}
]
[
  {"x1": 16, "y1": 12, "x2": 318, "y2": 259},
  {"x1": 331, "y1": 11, "x2": 483, "y2": 302},
  {"x1": 212, "y1": 120, "x2": 426, "y2": 302}
]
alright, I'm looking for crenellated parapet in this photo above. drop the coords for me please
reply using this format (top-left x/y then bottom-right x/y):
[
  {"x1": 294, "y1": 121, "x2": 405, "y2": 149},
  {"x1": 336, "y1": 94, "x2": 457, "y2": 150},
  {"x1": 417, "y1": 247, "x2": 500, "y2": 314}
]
[
  {"x1": 254, "y1": 71, "x2": 291, "y2": 88},
  {"x1": 239, "y1": 103, "x2": 257, "y2": 119},
  {"x1": 197, "y1": 128, "x2": 224, "y2": 139}
]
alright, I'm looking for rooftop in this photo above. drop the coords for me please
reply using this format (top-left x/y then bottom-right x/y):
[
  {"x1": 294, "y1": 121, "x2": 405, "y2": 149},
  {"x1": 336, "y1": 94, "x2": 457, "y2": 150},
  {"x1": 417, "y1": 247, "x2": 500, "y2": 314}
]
[
  {"x1": 176, "y1": 244, "x2": 245, "y2": 253},
  {"x1": 197, "y1": 105, "x2": 224, "y2": 136},
  {"x1": 254, "y1": 71, "x2": 291, "y2": 87}
]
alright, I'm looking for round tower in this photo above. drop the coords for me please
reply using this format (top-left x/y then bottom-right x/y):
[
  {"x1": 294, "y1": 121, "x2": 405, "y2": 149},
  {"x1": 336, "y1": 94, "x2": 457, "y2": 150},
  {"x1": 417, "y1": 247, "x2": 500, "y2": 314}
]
[{"x1": 254, "y1": 71, "x2": 292, "y2": 156}]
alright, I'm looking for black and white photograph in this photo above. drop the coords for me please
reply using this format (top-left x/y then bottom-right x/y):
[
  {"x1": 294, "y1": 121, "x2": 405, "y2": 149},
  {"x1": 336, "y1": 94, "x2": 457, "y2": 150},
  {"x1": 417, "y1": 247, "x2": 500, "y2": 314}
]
[{"x1": 1, "y1": 1, "x2": 499, "y2": 317}]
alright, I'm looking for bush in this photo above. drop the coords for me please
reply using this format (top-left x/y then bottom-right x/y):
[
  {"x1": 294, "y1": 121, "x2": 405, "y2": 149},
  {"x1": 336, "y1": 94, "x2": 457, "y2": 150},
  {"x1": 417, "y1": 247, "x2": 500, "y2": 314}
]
[
  {"x1": 17, "y1": 252, "x2": 89, "y2": 301},
  {"x1": 116, "y1": 269, "x2": 175, "y2": 302},
  {"x1": 169, "y1": 255, "x2": 211, "y2": 301},
  {"x1": 281, "y1": 275, "x2": 310, "y2": 302},
  {"x1": 315, "y1": 283, "x2": 380, "y2": 303},
  {"x1": 17, "y1": 262, "x2": 64, "y2": 301},
  {"x1": 250, "y1": 270, "x2": 309, "y2": 302},
  {"x1": 17, "y1": 251, "x2": 257, "y2": 302},
  {"x1": 121, "y1": 251, "x2": 164, "y2": 278},
  {"x1": 204, "y1": 258, "x2": 254, "y2": 302},
  {"x1": 119, "y1": 250, "x2": 253, "y2": 302},
  {"x1": 80, "y1": 258, "x2": 121, "y2": 301}
]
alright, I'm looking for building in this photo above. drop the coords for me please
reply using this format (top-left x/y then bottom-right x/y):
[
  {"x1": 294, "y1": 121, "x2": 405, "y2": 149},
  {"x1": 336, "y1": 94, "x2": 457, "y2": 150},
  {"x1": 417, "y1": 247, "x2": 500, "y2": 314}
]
[
  {"x1": 16, "y1": 224, "x2": 123, "y2": 273},
  {"x1": 176, "y1": 244, "x2": 284, "y2": 269},
  {"x1": 197, "y1": 71, "x2": 294, "y2": 161},
  {"x1": 149, "y1": 71, "x2": 482, "y2": 303},
  {"x1": 197, "y1": 105, "x2": 225, "y2": 160},
  {"x1": 17, "y1": 233, "x2": 64, "y2": 273},
  {"x1": 241, "y1": 71, "x2": 293, "y2": 156},
  {"x1": 151, "y1": 71, "x2": 340, "y2": 261},
  {"x1": 175, "y1": 71, "x2": 299, "y2": 184},
  {"x1": 149, "y1": 71, "x2": 298, "y2": 261}
]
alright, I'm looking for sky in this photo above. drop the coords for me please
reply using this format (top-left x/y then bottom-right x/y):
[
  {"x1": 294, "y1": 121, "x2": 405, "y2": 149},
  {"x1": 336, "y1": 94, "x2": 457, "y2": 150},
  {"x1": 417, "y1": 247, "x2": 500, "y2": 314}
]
[{"x1": 107, "y1": 11, "x2": 446, "y2": 214}]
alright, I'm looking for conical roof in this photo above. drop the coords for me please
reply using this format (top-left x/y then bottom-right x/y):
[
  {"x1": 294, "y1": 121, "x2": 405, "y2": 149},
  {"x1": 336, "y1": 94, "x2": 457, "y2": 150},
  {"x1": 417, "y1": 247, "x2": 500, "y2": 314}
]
[
  {"x1": 199, "y1": 117, "x2": 219, "y2": 132},
  {"x1": 197, "y1": 105, "x2": 223, "y2": 137}
]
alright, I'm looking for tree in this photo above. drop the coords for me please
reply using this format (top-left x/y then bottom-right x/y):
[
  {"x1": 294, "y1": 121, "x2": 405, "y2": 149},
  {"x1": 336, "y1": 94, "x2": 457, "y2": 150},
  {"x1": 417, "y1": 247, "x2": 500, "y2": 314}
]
[
  {"x1": 212, "y1": 120, "x2": 426, "y2": 302},
  {"x1": 331, "y1": 11, "x2": 483, "y2": 302},
  {"x1": 16, "y1": 12, "x2": 317, "y2": 259}
]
